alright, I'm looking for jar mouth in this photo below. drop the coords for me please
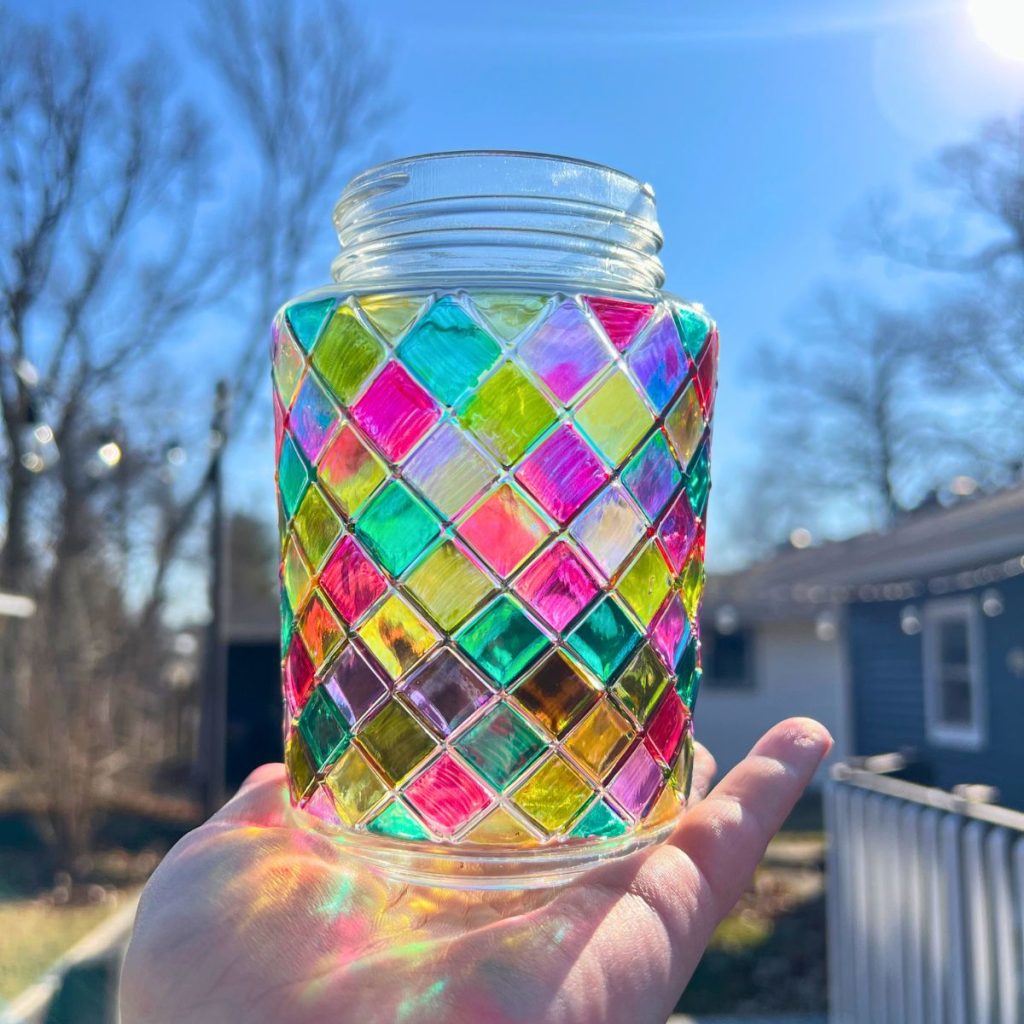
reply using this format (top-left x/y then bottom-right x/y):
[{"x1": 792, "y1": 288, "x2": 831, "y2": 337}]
[{"x1": 331, "y1": 150, "x2": 666, "y2": 295}]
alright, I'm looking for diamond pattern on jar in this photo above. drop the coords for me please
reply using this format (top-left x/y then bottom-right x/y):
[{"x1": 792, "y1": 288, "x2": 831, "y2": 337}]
[{"x1": 277, "y1": 291, "x2": 714, "y2": 849}]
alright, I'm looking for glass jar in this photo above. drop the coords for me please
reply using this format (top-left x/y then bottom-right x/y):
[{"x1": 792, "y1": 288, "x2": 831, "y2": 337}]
[{"x1": 273, "y1": 152, "x2": 717, "y2": 887}]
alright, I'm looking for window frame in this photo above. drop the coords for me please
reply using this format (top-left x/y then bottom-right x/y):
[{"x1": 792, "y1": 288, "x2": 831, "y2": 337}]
[{"x1": 921, "y1": 596, "x2": 986, "y2": 750}]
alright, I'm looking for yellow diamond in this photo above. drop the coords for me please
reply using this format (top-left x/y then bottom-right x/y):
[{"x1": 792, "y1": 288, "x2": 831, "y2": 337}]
[
  {"x1": 325, "y1": 744, "x2": 388, "y2": 825},
  {"x1": 404, "y1": 541, "x2": 495, "y2": 632},
  {"x1": 680, "y1": 554, "x2": 705, "y2": 617},
  {"x1": 465, "y1": 806, "x2": 538, "y2": 847},
  {"x1": 617, "y1": 541, "x2": 673, "y2": 625},
  {"x1": 575, "y1": 370, "x2": 654, "y2": 465},
  {"x1": 358, "y1": 294, "x2": 428, "y2": 342},
  {"x1": 564, "y1": 701, "x2": 635, "y2": 780},
  {"x1": 511, "y1": 757, "x2": 594, "y2": 834},
  {"x1": 282, "y1": 535, "x2": 312, "y2": 611},
  {"x1": 356, "y1": 594, "x2": 438, "y2": 679}
]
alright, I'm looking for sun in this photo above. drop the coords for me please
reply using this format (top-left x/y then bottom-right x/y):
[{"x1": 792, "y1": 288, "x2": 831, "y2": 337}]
[{"x1": 970, "y1": 0, "x2": 1024, "y2": 62}]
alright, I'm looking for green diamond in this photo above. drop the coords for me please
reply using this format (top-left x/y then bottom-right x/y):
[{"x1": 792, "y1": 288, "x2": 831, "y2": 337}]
[
  {"x1": 676, "y1": 636, "x2": 701, "y2": 709},
  {"x1": 570, "y1": 799, "x2": 627, "y2": 839},
  {"x1": 293, "y1": 486, "x2": 342, "y2": 569},
  {"x1": 685, "y1": 443, "x2": 711, "y2": 520},
  {"x1": 273, "y1": 323, "x2": 305, "y2": 405},
  {"x1": 366, "y1": 800, "x2": 430, "y2": 840},
  {"x1": 566, "y1": 597, "x2": 641, "y2": 683},
  {"x1": 355, "y1": 481, "x2": 439, "y2": 577},
  {"x1": 311, "y1": 306, "x2": 385, "y2": 405},
  {"x1": 277, "y1": 435, "x2": 310, "y2": 518},
  {"x1": 674, "y1": 306, "x2": 711, "y2": 362},
  {"x1": 454, "y1": 703, "x2": 545, "y2": 790},
  {"x1": 297, "y1": 686, "x2": 350, "y2": 771},
  {"x1": 458, "y1": 362, "x2": 556, "y2": 465},
  {"x1": 456, "y1": 596, "x2": 548, "y2": 686},
  {"x1": 610, "y1": 645, "x2": 670, "y2": 724},
  {"x1": 286, "y1": 298, "x2": 335, "y2": 351},
  {"x1": 397, "y1": 296, "x2": 501, "y2": 405},
  {"x1": 280, "y1": 591, "x2": 294, "y2": 649}
]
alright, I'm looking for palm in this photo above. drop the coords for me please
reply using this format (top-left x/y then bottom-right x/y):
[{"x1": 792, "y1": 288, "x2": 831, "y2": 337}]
[{"x1": 121, "y1": 718, "x2": 830, "y2": 1024}]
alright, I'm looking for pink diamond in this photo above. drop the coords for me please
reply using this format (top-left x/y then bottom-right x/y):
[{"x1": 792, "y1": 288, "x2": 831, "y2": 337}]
[
  {"x1": 514, "y1": 424, "x2": 608, "y2": 524},
  {"x1": 659, "y1": 491, "x2": 699, "y2": 574},
  {"x1": 584, "y1": 295, "x2": 655, "y2": 352},
  {"x1": 519, "y1": 300, "x2": 613, "y2": 403},
  {"x1": 403, "y1": 753, "x2": 493, "y2": 836},
  {"x1": 284, "y1": 636, "x2": 315, "y2": 715},
  {"x1": 514, "y1": 542, "x2": 600, "y2": 632},
  {"x1": 649, "y1": 593, "x2": 690, "y2": 669},
  {"x1": 351, "y1": 362, "x2": 440, "y2": 462},
  {"x1": 304, "y1": 785, "x2": 341, "y2": 823},
  {"x1": 607, "y1": 743, "x2": 663, "y2": 819},
  {"x1": 696, "y1": 330, "x2": 718, "y2": 415},
  {"x1": 644, "y1": 690, "x2": 688, "y2": 767},
  {"x1": 319, "y1": 535, "x2": 387, "y2": 625}
]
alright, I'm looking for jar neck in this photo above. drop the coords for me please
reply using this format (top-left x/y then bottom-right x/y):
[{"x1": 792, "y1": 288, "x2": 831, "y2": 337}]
[{"x1": 330, "y1": 151, "x2": 666, "y2": 298}]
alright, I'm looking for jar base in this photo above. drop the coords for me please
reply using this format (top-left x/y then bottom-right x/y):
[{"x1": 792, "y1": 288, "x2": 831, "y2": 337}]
[{"x1": 288, "y1": 803, "x2": 683, "y2": 890}]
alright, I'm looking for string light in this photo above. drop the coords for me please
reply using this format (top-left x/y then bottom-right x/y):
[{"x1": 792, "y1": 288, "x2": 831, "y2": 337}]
[{"x1": 97, "y1": 441, "x2": 123, "y2": 468}]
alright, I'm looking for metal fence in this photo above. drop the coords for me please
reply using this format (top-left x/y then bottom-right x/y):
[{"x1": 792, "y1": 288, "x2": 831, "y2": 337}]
[{"x1": 826, "y1": 765, "x2": 1024, "y2": 1024}]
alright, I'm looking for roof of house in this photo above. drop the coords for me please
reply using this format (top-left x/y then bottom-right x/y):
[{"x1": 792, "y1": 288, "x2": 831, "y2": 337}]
[{"x1": 706, "y1": 482, "x2": 1024, "y2": 621}]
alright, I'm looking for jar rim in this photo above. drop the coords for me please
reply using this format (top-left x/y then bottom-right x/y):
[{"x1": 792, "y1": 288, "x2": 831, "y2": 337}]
[{"x1": 331, "y1": 150, "x2": 665, "y2": 295}]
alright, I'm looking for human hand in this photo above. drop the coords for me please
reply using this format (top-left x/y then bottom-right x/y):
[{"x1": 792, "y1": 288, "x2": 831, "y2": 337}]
[{"x1": 120, "y1": 717, "x2": 831, "y2": 1023}]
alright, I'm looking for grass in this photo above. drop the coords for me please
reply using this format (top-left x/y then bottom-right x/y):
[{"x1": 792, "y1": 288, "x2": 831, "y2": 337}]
[
  {"x1": 0, "y1": 896, "x2": 131, "y2": 1002},
  {"x1": 675, "y1": 793, "x2": 829, "y2": 1015}
]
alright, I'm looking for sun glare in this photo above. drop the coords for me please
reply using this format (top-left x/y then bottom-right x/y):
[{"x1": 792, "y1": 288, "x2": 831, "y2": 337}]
[{"x1": 970, "y1": 0, "x2": 1024, "y2": 62}]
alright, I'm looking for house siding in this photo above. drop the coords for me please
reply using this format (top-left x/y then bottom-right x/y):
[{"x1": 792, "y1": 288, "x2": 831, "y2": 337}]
[
  {"x1": 697, "y1": 619, "x2": 848, "y2": 785},
  {"x1": 848, "y1": 572, "x2": 1024, "y2": 809}
]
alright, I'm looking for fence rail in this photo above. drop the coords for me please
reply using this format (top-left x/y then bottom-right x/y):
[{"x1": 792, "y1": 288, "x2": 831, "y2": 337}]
[{"x1": 826, "y1": 765, "x2": 1024, "y2": 1024}]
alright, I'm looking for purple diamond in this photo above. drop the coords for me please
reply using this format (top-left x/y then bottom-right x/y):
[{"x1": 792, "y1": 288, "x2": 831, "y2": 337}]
[
  {"x1": 324, "y1": 644, "x2": 389, "y2": 727},
  {"x1": 627, "y1": 313, "x2": 690, "y2": 411},
  {"x1": 607, "y1": 743, "x2": 663, "y2": 819},
  {"x1": 401, "y1": 650, "x2": 493, "y2": 737},
  {"x1": 289, "y1": 372, "x2": 339, "y2": 463},
  {"x1": 621, "y1": 430, "x2": 682, "y2": 523}
]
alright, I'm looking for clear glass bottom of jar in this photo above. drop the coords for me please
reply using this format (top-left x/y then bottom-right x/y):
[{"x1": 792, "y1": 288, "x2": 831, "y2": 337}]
[{"x1": 288, "y1": 800, "x2": 686, "y2": 890}]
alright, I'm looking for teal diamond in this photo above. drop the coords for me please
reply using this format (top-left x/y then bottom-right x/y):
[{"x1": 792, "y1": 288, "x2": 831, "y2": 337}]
[
  {"x1": 456, "y1": 596, "x2": 548, "y2": 686},
  {"x1": 566, "y1": 597, "x2": 642, "y2": 683},
  {"x1": 676, "y1": 635, "x2": 702, "y2": 710},
  {"x1": 367, "y1": 800, "x2": 430, "y2": 840},
  {"x1": 454, "y1": 702, "x2": 545, "y2": 790},
  {"x1": 354, "y1": 481, "x2": 439, "y2": 576},
  {"x1": 286, "y1": 298, "x2": 336, "y2": 352},
  {"x1": 297, "y1": 686, "x2": 350, "y2": 771},
  {"x1": 673, "y1": 307, "x2": 711, "y2": 362},
  {"x1": 278, "y1": 435, "x2": 310, "y2": 518},
  {"x1": 397, "y1": 297, "x2": 501, "y2": 405},
  {"x1": 570, "y1": 799, "x2": 627, "y2": 839},
  {"x1": 280, "y1": 590, "x2": 294, "y2": 650},
  {"x1": 685, "y1": 442, "x2": 711, "y2": 520}
]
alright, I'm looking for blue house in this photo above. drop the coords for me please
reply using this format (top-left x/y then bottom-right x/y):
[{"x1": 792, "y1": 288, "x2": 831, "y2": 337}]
[{"x1": 703, "y1": 483, "x2": 1024, "y2": 808}]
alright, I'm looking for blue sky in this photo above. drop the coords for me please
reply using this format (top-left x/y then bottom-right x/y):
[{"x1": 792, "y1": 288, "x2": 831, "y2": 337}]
[{"x1": 37, "y1": 0, "x2": 1024, "y2": 567}]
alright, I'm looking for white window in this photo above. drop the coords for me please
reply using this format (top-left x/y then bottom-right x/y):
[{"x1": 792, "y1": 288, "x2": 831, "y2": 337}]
[{"x1": 922, "y1": 597, "x2": 986, "y2": 750}]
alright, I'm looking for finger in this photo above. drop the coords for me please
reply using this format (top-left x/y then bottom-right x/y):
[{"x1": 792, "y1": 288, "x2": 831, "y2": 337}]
[
  {"x1": 670, "y1": 717, "x2": 832, "y2": 920},
  {"x1": 208, "y1": 762, "x2": 292, "y2": 828},
  {"x1": 689, "y1": 741, "x2": 716, "y2": 802}
]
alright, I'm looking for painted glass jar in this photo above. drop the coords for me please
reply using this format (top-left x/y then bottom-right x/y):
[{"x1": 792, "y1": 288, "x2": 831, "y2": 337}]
[{"x1": 273, "y1": 152, "x2": 717, "y2": 886}]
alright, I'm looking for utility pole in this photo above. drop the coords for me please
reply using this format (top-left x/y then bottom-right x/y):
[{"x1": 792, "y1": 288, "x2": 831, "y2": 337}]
[{"x1": 198, "y1": 380, "x2": 230, "y2": 816}]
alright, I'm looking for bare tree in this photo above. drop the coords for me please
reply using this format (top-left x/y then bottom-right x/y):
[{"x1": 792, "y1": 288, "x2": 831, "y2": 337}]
[
  {"x1": 854, "y1": 113, "x2": 1024, "y2": 468},
  {"x1": 194, "y1": 0, "x2": 391, "y2": 423},
  {"x1": 0, "y1": 0, "x2": 389, "y2": 870},
  {"x1": 745, "y1": 287, "x2": 953, "y2": 548}
]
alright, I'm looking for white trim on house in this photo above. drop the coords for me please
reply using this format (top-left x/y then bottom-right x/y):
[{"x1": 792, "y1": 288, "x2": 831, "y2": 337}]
[{"x1": 922, "y1": 596, "x2": 987, "y2": 750}]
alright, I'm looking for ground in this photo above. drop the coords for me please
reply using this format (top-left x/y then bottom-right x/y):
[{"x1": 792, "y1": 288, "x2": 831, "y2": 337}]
[{"x1": 675, "y1": 796, "x2": 828, "y2": 1016}]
